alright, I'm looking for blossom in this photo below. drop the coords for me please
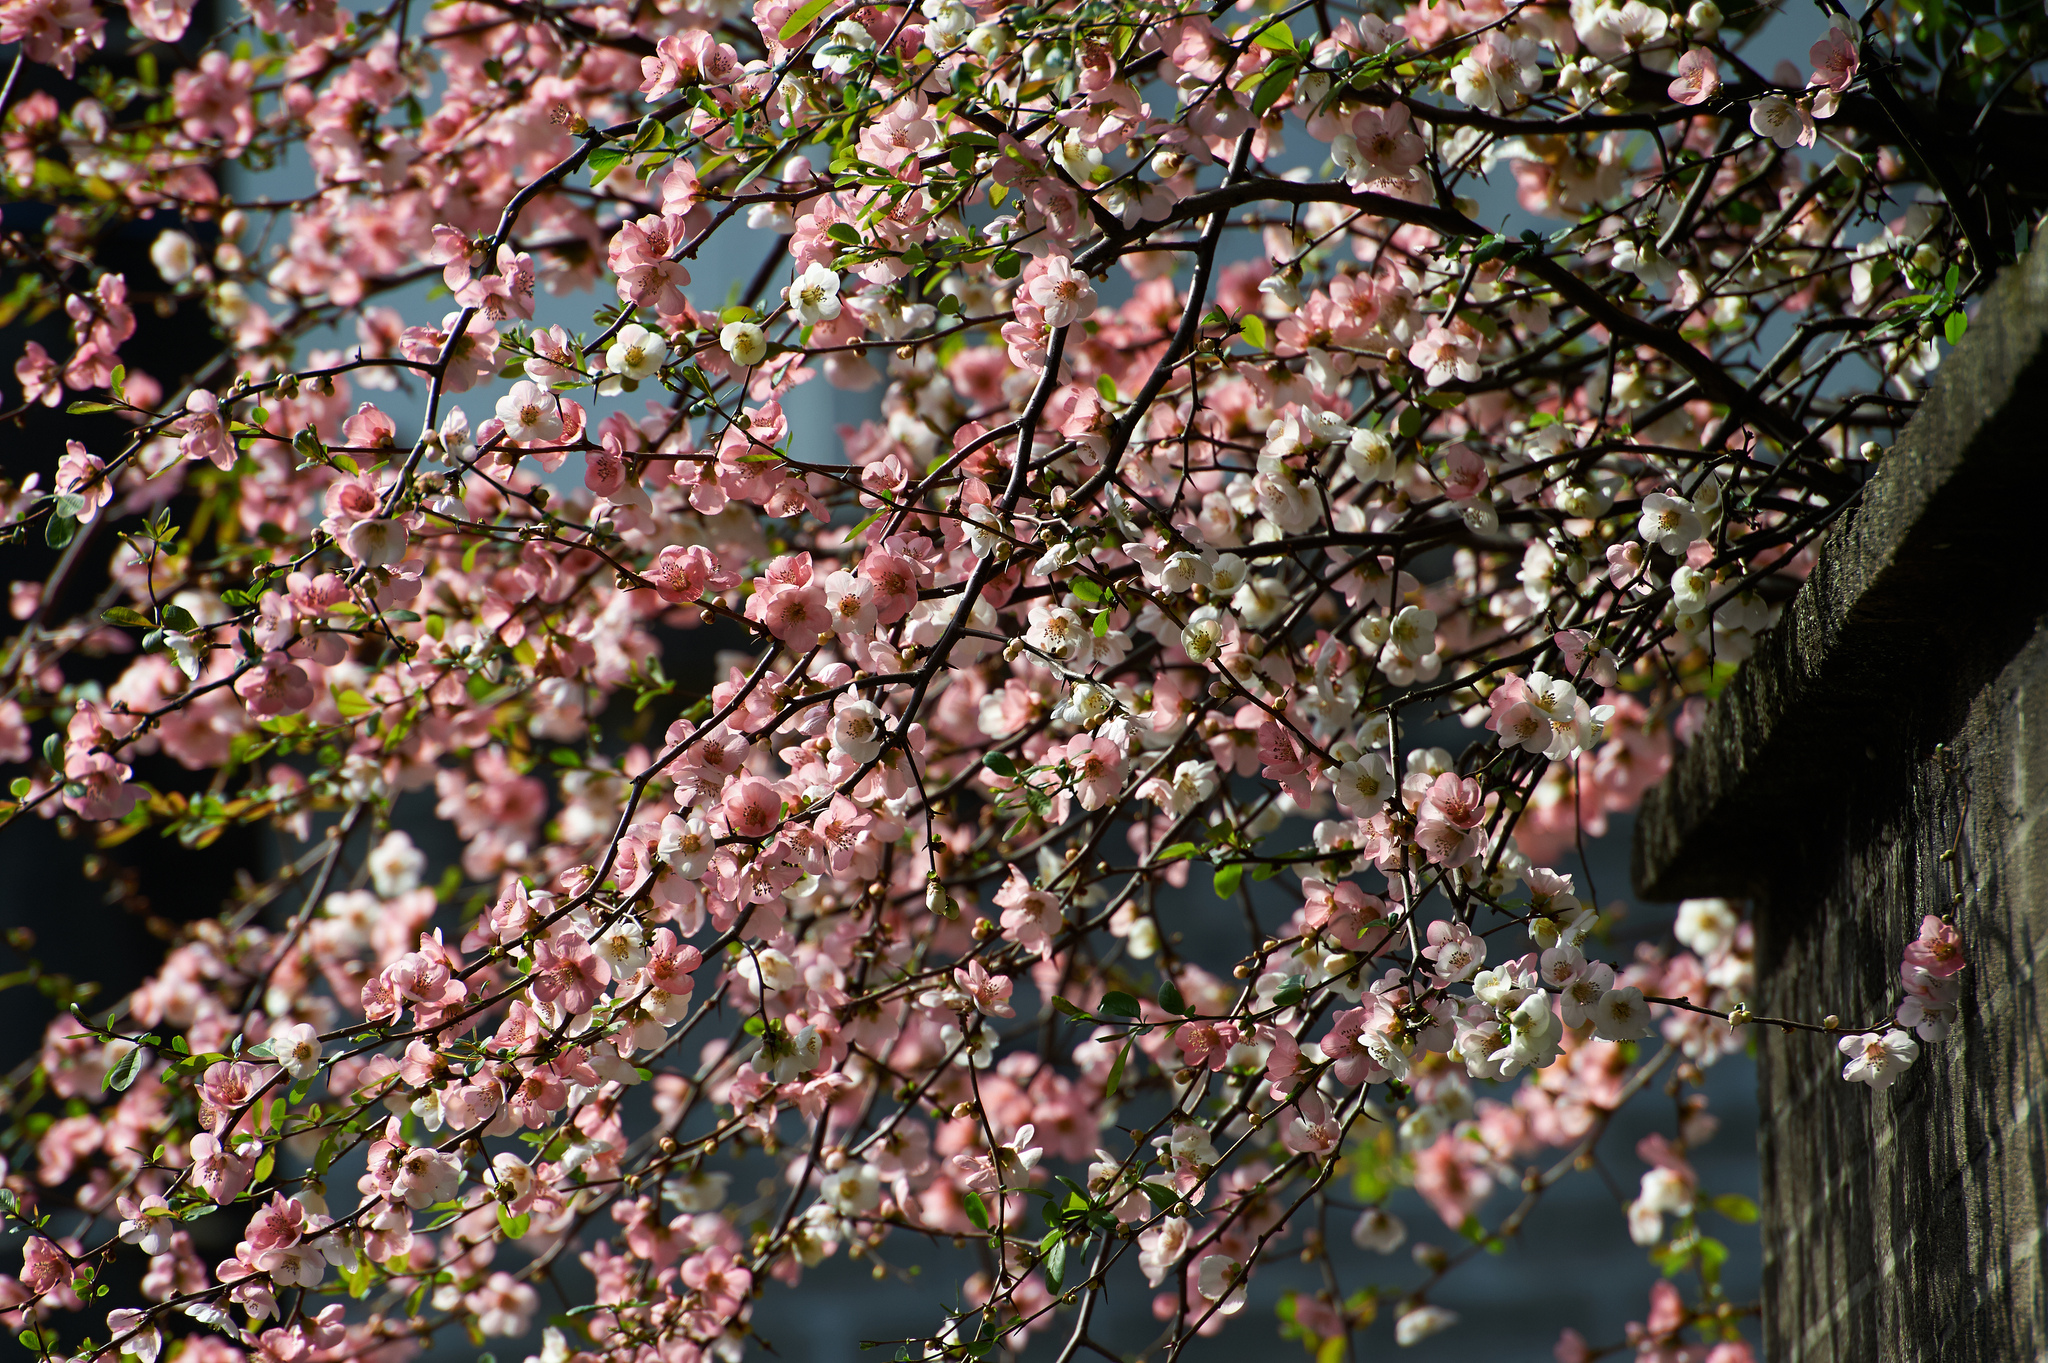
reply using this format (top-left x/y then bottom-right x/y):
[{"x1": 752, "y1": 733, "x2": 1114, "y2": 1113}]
[
  {"x1": 1668, "y1": 47, "x2": 1720, "y2": 104},
  {"x1": 1638, "y1": 492, "x2": 1705, "y2": 554},
  {"x1": 496, "y1": 380, "x2": 565, "y2": 443},
  {"x1": 1809, "y1": 25, "x2": 1858, "y2": 92},
  {"x1": 1395, "y1": 1305, "x2": 1459, "y2": 1346},
  {"x1": 1351, "y1": 1206, "x2": 1405, "y2": 1253},
  {"x1": 531, "y1": 933, "x2": 609, "y2": 1016},
  {"x1": 268, "y1": 1023, "x2": 323, "y2": 1080},
  {"x1": 1025, "y1": 255, "x2": 1097, "y2": 328},
  {"x1": 785, "y1": 263, "x2": 844, "y2": 324},
  {"x1": 1839, "y1": 1028, "x2": 1918, "y2": 1089},
  {"x1": 1750, "y1": 93, "x2": 1816, "y2": 149},
  {"x1": 605, "y1": 323, "x2": 668, "y2": 380},
  {"x1": 55, "y1": 441, "x2": 110, "y2": 522},
  {"x1": 721, "y1": 321, "x2": 768, "y2": 367},
  {"x1": 1408, "y1": 323, "x2": 1480, "y2": 387},
  {"x1": 829, "y1": 698, "x2": 888, "y2": 762}
]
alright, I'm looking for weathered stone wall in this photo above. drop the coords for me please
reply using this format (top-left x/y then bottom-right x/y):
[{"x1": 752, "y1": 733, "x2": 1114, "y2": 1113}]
[
  {"x1": 1634, "y1": 236, "x2": 2048, "y2": 1361},
  {"x1": 1748, "y1": 621, "x2": 2048, "y2": 1362}
]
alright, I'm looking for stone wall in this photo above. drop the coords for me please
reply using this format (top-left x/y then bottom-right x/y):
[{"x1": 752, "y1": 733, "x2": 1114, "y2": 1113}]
[{"x1": 1633, "y1": 236, "x2": 2048, "y2": 1360}]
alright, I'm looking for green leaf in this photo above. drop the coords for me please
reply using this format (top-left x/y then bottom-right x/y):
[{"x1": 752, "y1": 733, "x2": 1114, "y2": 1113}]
[
  {"x1": 1250, "y1": 61, "x2": 1297, "y2": 116},
  {"x1": 1069, "y1": 577, "x2": 1103, "y2": 604},
  {"x1": 778, "y1": 0, "x2": 834, "y2": 41},
  {"x1": 1098, "y1": 991, "x2": 1140, "y2": 1019},
  {"x1": 9, "y1": 777, "x2": 30, "y2": 799},
  {"x1": 1250, "y1": 20, "x2": 1295, "y2": 49},
  {"x1": 1212, "y1": 863, "x2": 1244, "y2": 899},
  {"x1": 1139, "y1": 1182, "x2": 1179, "y2": 1212},
  {"x1": 1158, "y1": 979, "x2": 1191, "y2": 1017},
  {"x1": 65, "y1": 401, "x2": 115, "y2": 414},
  {"x1": 1043, "y1": 1234, "x2": 1068, "y2": 1290},
  {"x1": 963, "y1": 1190, "x2": 989, "y2": 1230},
  {"x1": 1270, "y1": 975, "x2": 1306, "y2": 1008},
  {"x1": 101, "y1": 606, "x2": 152, "y2": 628},
  {"x1": 334, "y1": 690, "x2": 375, "y2": 718},
  {"x1": 1049, "y1": 995, "x2": 1090, "y2": 1021},
  {"x1": 103, "y1": 1044, "x2": 146, "y2": 1092},
  {"x1": 825, "y1": 222, "x2": 863, "y2": 246},
  {"x1": 983, "y1": 752, "x2": 1018, "y2": 778},
  {"x1": 1711, "y1": 1193, "x2": 1758, "y2": 1224},
  {"x1": 1153, "y1": 841, "x2": 1200, "y2": 862},
  {"x1": 1095, "y1": 374, "x2": 1117, "y2": 403},
  {"x1": 46, "y1": 514, "x2": 77, "y2": 549},
  {"x1": 1945, "y1": 310, "x2": 1967, "y2": 345},
  {"x1": 1103, "y1": 1037, "x2": 1132, "y2": 1095},
  {"x1": 1239, "y1": 314, "x2": 1267, "y2": 350},
  {"x1": 497, "y1": 1204, "x2": 532, "y2": 1239},
  {"x1": 587, "y1": 145, "x2": 627, "y2": 184}
]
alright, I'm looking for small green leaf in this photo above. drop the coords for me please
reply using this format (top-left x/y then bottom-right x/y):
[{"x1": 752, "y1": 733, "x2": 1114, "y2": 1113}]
[
  {"x1": 103, "y1": 1045, "x2": 146, "y2": 1092},
  {"x1": 587, "y1": 145, "x2": 627, "y2": 184},
  {"x1": 101, "y1": 606, "x2": 152, "y2": 628},
  {"x1": 497, "y1": 1204, "x2": 532, "y2": 1239},
  {"x1": 1945, "y1": 310, "x2": 1967, "y2": 345},
  {"x1": 1043, "y1": 1234, "x2": 1068, "y2": 1290},
  {"x1": 1095, "y1": 373, "x2": 1117, "y2": 403},
  {"x1": 1158, "y1": 979, "x2": 1190, "y2": 1016},
  {"x1": 778, "y1": 0, "x2": 834, "y2": 41},
  {"x1": 1250, "y1": 61, "x2": 1298, "y2": 116},
  {"x1": 963, "y1": 1190, "x2": 989, "y2": 1230},
  {"x1": 983, "y1": 752, "x2": 1018, "y2": 778},
  {"x1": 1711, "y1": 1193, "x2": 1758, "y2": 1224},
  {"x1": 1104, "y1": 1037, "x2": 1132, "y2": 1094},
  {"x1": 1271, "y1": 975, "x2": 1306, "y2": 1008},
  {"x1": 45, "y1": 514, "x2": 77, "y2": 549},
  {"x1": 1139, "y1": 1182, "x2": 1179, "y2": 1212},
  {"x1": 1239, "y1": 314, "x2": 1267, "y2": 350},
  {"x1": 1098, "y1": 991, "x2": 1140, "y2": 1019},
  {"x1": 1153, "y1": 841, "x2": 1200, "y2": 862},
  {"x1": 1212, "y1": 863, "x2": 1244, "y2": 899},
  {"x1": 1049, "y1": 995, "x2": 1090, "y2": 1021},
  {"x1": 1069, "y1": 577, "x2": 1103, "y2": 604},
  {"x1": 825, "y1": 222, "x2": 863, "y2": 246},
  {"x1": 1250, "y1": 20, "x2": 1295, "y2": 49}
]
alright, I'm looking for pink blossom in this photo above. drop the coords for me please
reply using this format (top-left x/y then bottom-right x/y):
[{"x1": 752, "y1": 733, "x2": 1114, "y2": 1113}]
[
  {"x1": 1025, "y1": 255, "x2": 1098, "y2": 328},
  {"x1": 531, "y1": 933, "x2": 610, "y2": 1016},
  {"x1": 15, "y1": 340, "x2": 61, "y2": 407},
  {"x1": 236, "y1": 652, "x2": 315, "y2": 718},
  {"x1": 55, "y1": 441, "x2": 110, "y2": 522},
  {"x1": 1668, "y1": 47, "x2": 1721, "y2": 105}
]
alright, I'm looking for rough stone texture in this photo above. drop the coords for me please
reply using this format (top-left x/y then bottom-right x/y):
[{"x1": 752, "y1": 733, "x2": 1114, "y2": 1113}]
[{"x1": 1632, "y1": 234, "x2": 2048, "y2": 1362}]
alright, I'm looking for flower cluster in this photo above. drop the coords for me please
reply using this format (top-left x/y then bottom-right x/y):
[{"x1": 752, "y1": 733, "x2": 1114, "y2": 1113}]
[{"x1": 0, "y1": 0, "x2": 2013, "y2": 1355}]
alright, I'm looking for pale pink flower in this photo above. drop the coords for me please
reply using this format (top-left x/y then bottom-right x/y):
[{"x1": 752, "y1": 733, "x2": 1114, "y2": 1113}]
[
  {"x1": 1025, "y1": 255, "x2": 1098, "y2": 328},
  {"x1": 1668, "y1": 47, "x2": 1720, "y2": 105}
]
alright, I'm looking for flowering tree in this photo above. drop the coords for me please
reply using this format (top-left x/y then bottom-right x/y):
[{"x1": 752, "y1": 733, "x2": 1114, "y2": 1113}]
[{"x1": 0, "y1": 0, "x2": 2019, "y2": 1353}]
